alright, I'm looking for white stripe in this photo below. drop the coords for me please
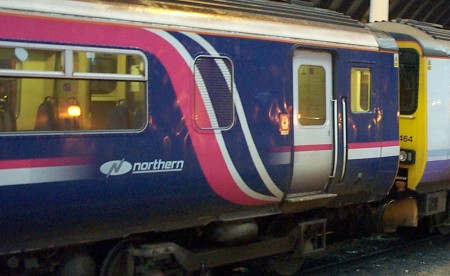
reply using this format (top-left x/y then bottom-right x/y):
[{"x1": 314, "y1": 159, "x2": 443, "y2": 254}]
[
  {"x1": 183, "y1": 32, "x2": 284, "y2": 199},
  {"x1": 268, "y1": 152, "x2": 291, "y2": 166},
  {"x1": 348, "y1": 146, "x2": 399, "y2": 160},
  {"x1": 0, "y1": 165, "x2": 93, "y2": 186},
  {"x1": 149, "y1": 29, "x2": 278, "y2": 202},
  {"x1": 271, "y1": 146, "x2": 399, "y2": 164},
  {"x1": 381, "y1": 146, "x2": 399, "y2": 158},
  {"x1": 428, "y1": 156, "x2": 447, "y2": 161},
  {"x1": 348, "y1": 148, "x2": 380, "y2": 160}
]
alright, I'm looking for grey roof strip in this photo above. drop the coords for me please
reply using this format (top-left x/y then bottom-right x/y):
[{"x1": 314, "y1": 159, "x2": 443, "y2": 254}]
[
  {"x1": 141, "y1": 0, "x2": 363, "y2": 28},
  {"x1": 397, "y1": 19, "x2": 450, "y2": 41}
]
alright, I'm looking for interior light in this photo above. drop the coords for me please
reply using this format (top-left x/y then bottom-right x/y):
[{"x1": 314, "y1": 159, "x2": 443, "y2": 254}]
[
  {"x1": 67, "y1": 105, "x2": 81, "y2": 117},
  {"x1": 14, "y1": 48, "x2": 28, "y2": 62}
]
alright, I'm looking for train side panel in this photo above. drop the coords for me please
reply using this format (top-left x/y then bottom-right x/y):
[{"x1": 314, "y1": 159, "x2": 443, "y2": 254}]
[
  {"x1": 0, "y1": 1, "x2": 401, "y2": 263},
  {"x1": 370, "y1": 20, "x2": 450, "y2": 233},
  {"x1": 327, "y1": 48, "x2": 399, "y2": 203},
  {"x1": 370, "y1": 21, "x2": 450, "y2": 193},
  {"x1": 396, "y1": 41, "x2": 428, "y2": 191},
  {"x1": 422, "y1": 57, "x2": 450, "y2": 185},
  {"x1": 0, "y1": 13, "x2": 299, "y2": 254}
]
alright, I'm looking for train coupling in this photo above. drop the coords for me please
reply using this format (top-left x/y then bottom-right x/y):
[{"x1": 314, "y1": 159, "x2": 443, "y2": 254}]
[{"x1": 379, "y1": 197, "x2": 418, "y2": 233}]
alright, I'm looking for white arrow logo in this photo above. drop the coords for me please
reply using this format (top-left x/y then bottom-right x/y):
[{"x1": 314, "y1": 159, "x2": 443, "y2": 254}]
[{"x1": 100, "y1": 159, "x2": 132, "y2": 177}]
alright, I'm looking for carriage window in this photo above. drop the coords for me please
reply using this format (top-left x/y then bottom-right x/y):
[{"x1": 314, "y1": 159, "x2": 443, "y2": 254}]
[
  {"x1": 298, "y1": 65, "x2": 326, "y2": 125},
  {"x1": 350, "y1": 68, "x2": 371, "y2": 113},
  {"x1": 74, "y1": 52, "x2": 144, "y2": 76},
  {"x1": 193, "y1": 56, "x2": 234, "y2": 130},
  {"x1": 0, "y1": 47, "x2": 64, "y2": 72},
  {"x1": 399, "y1": 49, "x2": 419, "y2": 115},
  {"x1": 0, "y1": 44, "x2": 146, "y2": 133}
]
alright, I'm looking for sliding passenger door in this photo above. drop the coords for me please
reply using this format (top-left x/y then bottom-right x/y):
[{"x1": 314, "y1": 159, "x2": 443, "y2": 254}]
[{"x1": 288, "y1": 50, "x2": 334, "y2": 195}]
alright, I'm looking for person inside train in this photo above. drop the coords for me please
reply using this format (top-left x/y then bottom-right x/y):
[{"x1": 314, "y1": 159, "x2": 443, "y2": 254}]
[
  {"x1": 107, "y1": 99, "x2": 130, "y2": 129},
  {"x1": 0, "y1": 83, "x2": 16, "y2": 131},
  {"x1": 35, "y1": 96, "x2": 58, "y2": 131}
]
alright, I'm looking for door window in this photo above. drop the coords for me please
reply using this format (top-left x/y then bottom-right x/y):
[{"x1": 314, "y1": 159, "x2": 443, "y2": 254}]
[
  {"x1": 399, "y1": 49, "x2": 419, "y2": 115},
  {"x1": 350, "y1": 68, "x2": 371, "y2": 113},
  {"x1": 298, "y1": 65, "x2": 326, "y2": 126}
]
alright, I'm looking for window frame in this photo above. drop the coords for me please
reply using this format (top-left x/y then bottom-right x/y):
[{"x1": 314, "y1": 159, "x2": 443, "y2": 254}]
[
  {"x1": 350, "y1": 67, "x2": 372, "y2": 114},
  {"x1": 0, "y1": 41, "x2": 148, "y2": 135},
  {"x1": 398, "y1": 48, "x2": 419, "y2": 115}
]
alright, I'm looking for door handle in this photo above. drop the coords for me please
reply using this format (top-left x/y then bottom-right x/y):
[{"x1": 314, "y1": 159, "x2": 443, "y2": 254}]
[
  {"x1": 330, "y1": 98, "x2": 338, "y2": 179},
  {"x1": 339, "y1": 97, "x2": 348, "y2": 182}
]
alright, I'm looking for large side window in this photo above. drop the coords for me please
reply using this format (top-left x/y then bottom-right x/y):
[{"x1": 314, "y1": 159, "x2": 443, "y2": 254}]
[
  {"x1": 350, "y1": 67, "x2": 371, "y2": 113},
  {"x1": 0, "y1": 43, "x2": 147, "y2": 133},
  {"x1": 193, "y1": 55, "x2": 234, "y2": 130},
  {"x1": 298, "y1": 65, "x2": 326, "y2": 125},
  {"x1": 399, "y1": 49, "x2": 419, "y2": 115}
]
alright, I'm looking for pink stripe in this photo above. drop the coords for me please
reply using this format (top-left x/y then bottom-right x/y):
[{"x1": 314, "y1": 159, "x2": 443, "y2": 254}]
[
  {"x1": 381, "y1": 140, "x2": 400, "y2": 147},
  {"x1": 271, "y1": 140, "x2": 399, "y2": 153},
  {"x1": 294, "y1": 144, "x2": 332, "y2": 152},
  {"x1": 151, "y1": 34, "x2": 268, "y2": 205},
  {"x1": 0, "y1": 13, "x2": 269, "y2": 205},
  {"x1": 270, "y1": 144, "x2": 333, "y2": 153},
  {"x1": 0, "y1": 157, "x2": 91, "y2": 170}
]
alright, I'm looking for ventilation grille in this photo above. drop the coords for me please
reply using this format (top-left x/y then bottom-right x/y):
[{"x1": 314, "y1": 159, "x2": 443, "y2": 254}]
[{"x1": 194, "y1": 56, "x2": 234, "y2": 130}]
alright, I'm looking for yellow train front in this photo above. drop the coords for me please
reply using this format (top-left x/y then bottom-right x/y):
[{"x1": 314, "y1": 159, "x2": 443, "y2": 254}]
[{"x1": 371, "y1": 20, "x2": 450, "y2": 234}]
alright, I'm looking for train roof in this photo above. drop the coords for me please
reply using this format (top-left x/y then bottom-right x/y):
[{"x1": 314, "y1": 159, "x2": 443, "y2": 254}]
[
  {"x1": 369, "y1": 20, "x2": 450, "y2": 57},
  {"x1": 135, "y1": 0, "x2": 362, "y2": 28},
  {"x1": 0, "y1": 0, "x2": 391, "y2": 51}
]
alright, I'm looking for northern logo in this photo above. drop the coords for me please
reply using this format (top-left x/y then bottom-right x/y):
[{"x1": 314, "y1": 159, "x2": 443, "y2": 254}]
[{"x1": 100, "y1": 159, "x2": 184, "y2": 177}]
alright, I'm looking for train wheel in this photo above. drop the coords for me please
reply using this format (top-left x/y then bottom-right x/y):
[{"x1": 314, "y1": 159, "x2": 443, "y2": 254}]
[
  {"x1": 100, "y1": 239, "x2": 138, "y2": 276},
  {"x1": 58, "y1": 250, "x2": 96, "y2": 276},
  {"x1": 100, "y1": 239, "x2": 192, "y2": 276},
  {"x1": 267, "y1": 254, "x2": 305, "y2": 276},
  {"x1": 265, "y1": 240, "x2": 312, "y2": 275},
  {"x1": 100, "y1": 241, "x2": 133, "y2": 276}
]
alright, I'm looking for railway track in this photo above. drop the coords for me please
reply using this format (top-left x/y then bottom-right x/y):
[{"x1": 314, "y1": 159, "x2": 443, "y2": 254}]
[{"x1": 299, "y1": 233, "x2": 449, "y2": 275}]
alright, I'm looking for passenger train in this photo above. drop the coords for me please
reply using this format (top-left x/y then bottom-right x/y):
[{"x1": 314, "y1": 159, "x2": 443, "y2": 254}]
[{"x1": 0, "y1": 0, "x2": 448, "y2": 275}]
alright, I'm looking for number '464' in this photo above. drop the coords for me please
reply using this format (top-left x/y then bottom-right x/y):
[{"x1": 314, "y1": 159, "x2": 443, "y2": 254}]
[{"x1": 399, "y1": 135, "x2": 413, "y2": 142}]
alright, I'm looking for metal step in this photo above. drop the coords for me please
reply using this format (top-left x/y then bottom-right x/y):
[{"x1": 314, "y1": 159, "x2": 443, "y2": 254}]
[
  {"x1": 281, "y1": 192, "x2": 337, "y2": 213},
  {"x1": 285, "y1": 191, "x2": 337, "y2": 203}
]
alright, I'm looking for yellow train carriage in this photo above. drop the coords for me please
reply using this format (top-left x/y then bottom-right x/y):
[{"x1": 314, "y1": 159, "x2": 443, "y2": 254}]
[{"x1": 371, "y1": 20, "x2": 450, "y2": 233}]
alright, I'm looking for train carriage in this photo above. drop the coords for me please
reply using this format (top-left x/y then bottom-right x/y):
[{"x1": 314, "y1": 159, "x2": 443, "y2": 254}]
[
  {"x1": 0, "y1": 0, "x2": 408, "y2": 274},
  {"x1": 370, "y1": 20, "x2": 450, "y2": 234}
]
